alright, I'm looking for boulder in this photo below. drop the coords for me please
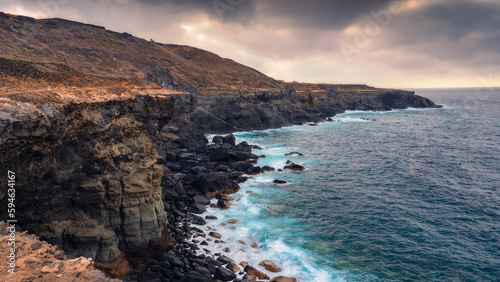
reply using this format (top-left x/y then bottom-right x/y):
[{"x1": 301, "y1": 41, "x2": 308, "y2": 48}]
[
  {"x1": 163, "y1": 188, "x2": 179, "y2": 201},
  {"x1": 209, "y1": 232, "x2": 222, "y2": 239},
  {"x1": 283, "y1": 163, "x2": 305, "y2": 171},
  {"x1": 195, "y1": 172, "x2": 240, "y2": 196},
  {"x1": 216, "y1": 194, "x2": 234, "y2": 201},
  {"x1": 193, "y1": 266, "x2": 212, "y2": 280},
  {"x1": 242, "y1": 273, "x2": 257, "y2": 280},
  {"x1": 244, "y1": 265, "x2": 270, "y2": 280},
  {"x1": 218, "y1": 255, "x2": 235, "y2": 264},
  {"x1": 181, "y1": 270, "x2": 211, "y2": 282},
  {"x1": 193, "y1": 195, "x2": 211, "y2": 205},
  {"x1": 231, "y1": 161, "x2": 254, "y2": 172},
  {"x1": 186, "y1": 213, "x2": 206, "y2": 225},
  {"x1": 259, "y1": 260, "x2": 281, "y2": 272},
  {"x1": 160, "y1": 253, "x2": 185, "y2": 268},
  {"x1": 217, "y1": 199, "x2": 231, "y2": 209},
  {"x1": 262, "y1": 166, "x2": 275, "y2": 172},
  {"x1": 187, "y1": 203, "x2": 205, "y2": 214},
  {"x1": 246, "y1": 166, "x2": 264, "y2": 175},
  {"x1": 235, "y1": 141, "x2": 252, "y2": 153},
  {"x1": 226, "y1": 262, "x2": 241, "y2": 272},
  {"x1": 273, "y1": 179, "x2": 287, "y2": 184},
  {"x1": 214, "y1": 267, "x2": 237, "y2": 281},
  {"x1": 222, "y1": 134, "x2": 236, "y2": 146},
  {"x1": 208, "y1": 143, "x2": 232, "y2": 162},
  {"x1": 212, "y1": 135, "x2": 223, "y2": 144}
]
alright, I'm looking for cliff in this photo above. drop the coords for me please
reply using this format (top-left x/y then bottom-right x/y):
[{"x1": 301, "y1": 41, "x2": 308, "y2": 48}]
[
  {"x1": 0, "y1": 95, "x2": 174, "y2": 277},
  {"x1": 0, "y1": 11, "x2": 441, "y2": 281}
]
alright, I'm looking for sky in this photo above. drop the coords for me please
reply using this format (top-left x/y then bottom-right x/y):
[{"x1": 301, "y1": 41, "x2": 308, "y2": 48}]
[{"x1": 1, "y1": 0, "x2": 499, "y2": 88}]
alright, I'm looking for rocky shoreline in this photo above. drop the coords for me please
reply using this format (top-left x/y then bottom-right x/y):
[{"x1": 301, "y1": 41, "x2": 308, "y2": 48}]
[
  {"x1": 127, "y1": 89, "x2": 441, "y2": 281},
  {"x1": 0, "y1": 88, "x2": 441, "y2": 282},
  {"x1": 142, "y1": 133, "x2": 298, "y2": 282}
]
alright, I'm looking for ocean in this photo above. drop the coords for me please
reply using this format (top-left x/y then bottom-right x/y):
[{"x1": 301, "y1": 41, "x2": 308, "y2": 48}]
[{"x1": 198, "y1": 88, "x2": 500, "y2": 281}]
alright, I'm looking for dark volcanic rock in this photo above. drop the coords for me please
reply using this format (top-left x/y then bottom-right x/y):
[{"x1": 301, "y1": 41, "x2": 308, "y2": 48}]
[
  {"x1": 0, "y1": 96, "x2": 175, "y2": 277},
  {"x1": 187, "y1": 203, "x2": 205, "y2": 214},
  {"x1": 262, "y1": 166, "x2": 276, "y2": 172},
  {"x1": 284, "y1": 163, "x2": 305, "y2": 171},
  {"x1": 246, "y1": 166, "x2": 264, "y2": 175},
  {"x1": 195, "y1": 172, "x2": 240, "y2": 197},
  {"x1": 214, "y1": 267, "x2": 237, "y2": 281},
  {"x1": 181, "y1": 270, "x2": 211, "y2": 282},
  {"x1": 285, "y1": 152, "x2": 304, "y2": 157},
  {"x1": 217, "y1": 199, "x2": 231, "y2": 209},
  {"x1": 193, "y1": 195, "x2": 211, "y2": 205},
  {"x1": 231, "y1": 161, "x2": 253, "y2": 172},
  {"x1": 222, "y1": 134, "x2": 236, "y2": 146}
]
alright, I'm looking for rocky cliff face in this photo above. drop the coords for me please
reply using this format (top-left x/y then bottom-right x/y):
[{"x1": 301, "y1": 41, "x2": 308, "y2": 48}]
[
  {"x1": 165, "y1": 88, "x2": 439, "y2": 137},
  {"x1": 0, "y1": 95, "x2": 174, "y2": 277}
]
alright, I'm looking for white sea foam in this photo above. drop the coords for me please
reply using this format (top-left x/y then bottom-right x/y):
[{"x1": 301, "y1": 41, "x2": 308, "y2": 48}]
[
  {"x1": 194, "y1": 129, "x2": 366, "y2": 281},
  {"x1": 342, "y1": 110, "x2": 386, "y2": 115},
  {"x1": 335, "y1": 117, "x2": 372, "y2": 123}
]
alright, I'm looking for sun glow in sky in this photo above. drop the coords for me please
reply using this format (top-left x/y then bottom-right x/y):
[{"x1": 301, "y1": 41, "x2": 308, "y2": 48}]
[{"x1": 1, "y1": 0, "x2": 499, "y2": 89}]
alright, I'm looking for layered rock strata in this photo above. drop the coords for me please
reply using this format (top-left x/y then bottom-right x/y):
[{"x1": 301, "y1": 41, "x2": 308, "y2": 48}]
[{"x1": 0, "y1": 96, "x2": 174, "y2": 277}]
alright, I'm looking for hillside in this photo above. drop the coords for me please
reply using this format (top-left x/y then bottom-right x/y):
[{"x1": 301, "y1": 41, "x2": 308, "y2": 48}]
[{"x1": 0, "y1": 11, "x2": 282, "y2": 95}]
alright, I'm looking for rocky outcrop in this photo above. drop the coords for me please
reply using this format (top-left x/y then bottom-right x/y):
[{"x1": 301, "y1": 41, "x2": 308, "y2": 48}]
[
  {"x1": 0, "y1": 95, "x2": 174, "y2": 276},
  {"x1": 259, "y1": 260, "x2": 282, "y2": 273},
  {"x1": 244, "y1": 264, "x2": 271, "y2": 280},
  {"x1": 146, "y1": 70, "x2": 175, "y2": 90},
  {"x1": 167, "y1": 89, "x2": 440, "y2": 135},
  {"x1": 0, "y1": 222, "x2": 120, "y2": 282}
]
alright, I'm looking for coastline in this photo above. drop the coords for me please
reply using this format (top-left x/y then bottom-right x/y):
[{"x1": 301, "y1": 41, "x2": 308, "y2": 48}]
[
  {"x1": 156, "y1": 107, "x2": 437, "y2": 282},
  {"x1": 0, "y1": 90, "x2": 442, "y2": 281},
  {"x1": 1, "y1": 9, "x2": 498, "y2": 282},
  {"x1": 0, "y1": 87, "x2": 442, "y2": 281}
]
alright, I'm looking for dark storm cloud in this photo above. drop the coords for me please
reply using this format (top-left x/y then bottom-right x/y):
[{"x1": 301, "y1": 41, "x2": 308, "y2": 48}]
[
  {"x1": 255, "y1": 0, "x2": 400, "y2": 29},
  {"x1": 370, "y1": 1, "x2": 500, "y2": 69},
  {"x1": 421, "y1": 2, "x2": 500, "y2": 40},
  {"x1": 125, "y1": 0, "x2": 257, "y2": 23},
  {"x1": 129, "y1": 0, "x2": 401, "y2": 28}
]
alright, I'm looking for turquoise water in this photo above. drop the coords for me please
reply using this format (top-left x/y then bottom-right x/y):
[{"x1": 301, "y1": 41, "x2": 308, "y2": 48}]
[{"x1": 200, "y1": 89, "x2": 500, "y2": 281}]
